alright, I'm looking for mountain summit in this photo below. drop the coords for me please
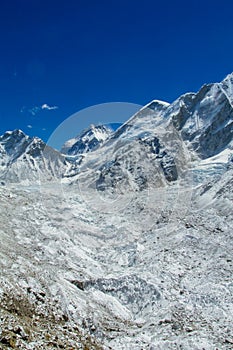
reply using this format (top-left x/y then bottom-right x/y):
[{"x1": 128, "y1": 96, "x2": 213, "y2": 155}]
[
  {"x1": 0, "y1": 129, "x2": 66, "y2": 184},
  {"x1": 61, "y1": 124, "x2": 113, "y2": 155}
]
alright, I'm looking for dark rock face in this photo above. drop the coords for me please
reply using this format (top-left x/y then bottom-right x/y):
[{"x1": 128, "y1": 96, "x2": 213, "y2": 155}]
[
  {"x1": 170, "y1": 82, "x2": 233, "y2": 158},
  {"x1": 61, "y1": 125, "x2": 113, "y2": 155},
  {"x1": 71, "y1": 275, "x2": 161, "y2": 316},
  {"x1": 0, "y1": 130, "x2": 31, "y2": 159},
  {"x1": 0, "y1": 130, "x2": 67, "y2": 183},
  {"x1": 160, "y1": 153, "x2": 178, "y2": 182}
]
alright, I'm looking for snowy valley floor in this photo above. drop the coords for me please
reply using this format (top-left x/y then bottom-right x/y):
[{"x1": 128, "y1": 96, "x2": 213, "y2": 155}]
[{"x1": 0, "y1": 179, "x2": 233, "y2": 350}]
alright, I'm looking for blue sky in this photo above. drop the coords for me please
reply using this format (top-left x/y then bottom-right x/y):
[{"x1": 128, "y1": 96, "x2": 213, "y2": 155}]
[{"x1": 1, "y1": 0, "x2": 233, "y2": 147}]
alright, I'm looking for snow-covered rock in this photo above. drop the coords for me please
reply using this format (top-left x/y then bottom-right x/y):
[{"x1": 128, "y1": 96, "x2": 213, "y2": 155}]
[
  {"x1": 61, "y1": 124, "x2": 113, "y2": 155},
  {"x1": 169, "y1": 80, "x2": 233, "y2": 158},
  {"x1": 0, "y1": 129, "x2": 67, "y2": 184}
]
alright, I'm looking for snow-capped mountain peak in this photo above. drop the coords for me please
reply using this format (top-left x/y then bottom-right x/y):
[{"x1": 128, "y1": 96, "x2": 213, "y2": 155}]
[
  {"x1": 0, "y1": 130, "x2": 66, "y2": 183},
  {"x1": 142, "y1": 99, "x2": 170, "y2": 110},
  {"x1": 61, "y1": 124, "x2": 113, "y2": 155},
  {"x1": 142, "y1": 100, "x2": 170, "y2": 109},
  {"x1": 0, "y1": 129, "x2": 31, "y2": 158},
  {"x1": 0, "y1": 129, "x2": 28, "y2": 143}
]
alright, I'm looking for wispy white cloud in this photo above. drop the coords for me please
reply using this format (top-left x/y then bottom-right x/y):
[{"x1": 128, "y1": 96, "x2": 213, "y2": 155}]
[
  {"x1": 27, "y1": 124, "x2": 33, "y2": 129},
  {"x1": 41, "y1": 104, "x2": 58, "y2": 111},
  {"x1": 21, "y1": 104, "x2": 59, "y2": 116}
]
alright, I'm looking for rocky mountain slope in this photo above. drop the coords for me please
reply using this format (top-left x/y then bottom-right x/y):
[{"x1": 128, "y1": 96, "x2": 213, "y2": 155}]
[
  {"x1": 0, "y1": 74, "x2": 233, "y2": 349},
  {"x1": 61, "y1": 124, "x2": 113, "y2": 155},
  {"x1": 0, "y1": 130, "x2": 67, "y2": 184}
]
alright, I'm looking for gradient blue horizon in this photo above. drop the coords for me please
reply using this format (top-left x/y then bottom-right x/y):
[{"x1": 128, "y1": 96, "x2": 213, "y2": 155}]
[{"x1": 1, "y1": 0, "x2": 233, "y2": 146}]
